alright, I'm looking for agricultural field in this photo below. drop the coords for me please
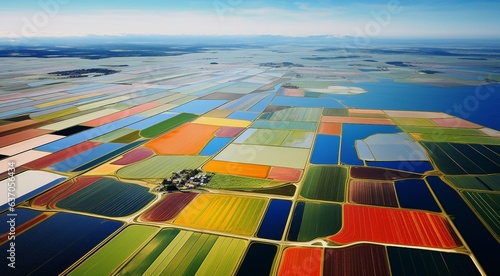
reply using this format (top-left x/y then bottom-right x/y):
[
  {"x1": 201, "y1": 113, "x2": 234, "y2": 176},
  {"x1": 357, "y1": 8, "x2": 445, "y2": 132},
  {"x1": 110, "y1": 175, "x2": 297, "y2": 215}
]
[
  {"x1": 0, "y1": 43, "x2": 499, "y2": 275},
  {"x1": 300, "y1": 166, "x2": 348, "y2": 202},
  {"x1": 174, "y1": 194, "x2": 268, "y2": 236}
]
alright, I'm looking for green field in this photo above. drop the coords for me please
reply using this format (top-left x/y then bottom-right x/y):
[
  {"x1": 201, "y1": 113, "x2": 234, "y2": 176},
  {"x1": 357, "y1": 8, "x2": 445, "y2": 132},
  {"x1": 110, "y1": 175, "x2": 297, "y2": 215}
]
[
  {"x1": 416, "y1": 133, "x2": 500, "y2": 145},
  {"x1": 116, "y1": 155, "x2": 209, "y2": 179},
  {"x1": 112, "y1": 130, "x2": 141, "y2": 143},
  {"x1": 118, "y1": 229, "x2": 247, "y2": 275},
  {"x1": 388, "y1": 247, "x2": 481, "y2": 276},
  {"x1": 300, "y1": 166, "x2": 348, "y2": 202},
  {"x1": 208, "y1": 174, "x2": 285, "y2": 189},
  {"x1": 288, "y1": 201, "x2": 343, "y2": 242},
  {"x1": 70, "y1": 225, "x2": 158, "y2": 276},
  {"x1": 140, "y1": 113, "x2": 198, "y2": 138},
  {"x1": 243, "y1": 129, "x2": 290, "y2": 146},
  {"x1": 401, "y1": 125, "x2": 485, "y2": 136},
  {"x1": 392, "y1": 117, "x2": 437, "y2": 127},
  {"x1": 92, "y1": 128, "x2": 137, "y2": 143},
  {"x1": 446, "y1": 175, "x2": 500, "y2": 191},
  {"x1": 251, "y1": 120, "x2": 318, "y2": 131},
  {"x1": 214, "y1": 144, "x2": 310, "y2": 169},
  {"x1": 281, "y1": 131, "x2": 315, "y2": 148},
  {"x1": 323, "y1": 108, "x2": 349, "y2": 116},
  {"x1": 259, "y1": 107, "x2": 322, "y2": 122},
  {"x1": 421, "y1": 142, "x2": 500, "y2": 175},
  {"x1": 462, "y1": 191, "x2": 500, "y2": 240}
]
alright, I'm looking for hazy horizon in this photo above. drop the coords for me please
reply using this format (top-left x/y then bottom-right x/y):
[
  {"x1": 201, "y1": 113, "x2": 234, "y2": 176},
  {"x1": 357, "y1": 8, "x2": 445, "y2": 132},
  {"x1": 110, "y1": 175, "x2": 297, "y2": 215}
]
[{"x1": 1, "y1": 0, "x2": 499, "y2": 39}]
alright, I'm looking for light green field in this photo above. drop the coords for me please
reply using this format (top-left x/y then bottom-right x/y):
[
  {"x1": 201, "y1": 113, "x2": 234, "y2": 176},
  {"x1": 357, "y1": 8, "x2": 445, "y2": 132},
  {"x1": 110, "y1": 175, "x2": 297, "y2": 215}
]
[
  {"x1": 117, "y1": 229, "x2": 247, "y2": 276},
  {"x1": 214, "y1": 144, "x2": 310, "y2": 169},
  {"x1": 242, "y1": 129, "x2": 290, "y2": 146},
  {"x1": 392, "y1": 117, "x2": 438, "y2": 127},
  {"x1": 69, "y1": 225, "x2": 158, "y2": 276},
  {"x1": 116, "y1": 155, "x2": 209, "y2": 179},
  {"x1": 259, "y1": 107, "x2": 322, "y2": 122},
  {"x1": 401, "y1": 125, "x2": 486, "y2": 136},
  {"x1": 92, "y1": 128, "x2": 136, "y2": 143},
  {"x1": 251, "y1": 120, "x2": 318, "y2": 131},
  {"x1": 415, "y1": 133, "x2": 500, "y2": 145},
  {"x1": 208, "y1": 174, "x2": 285, "y2": 189},
  {"x1": 282, "y1": 131, "x2": 315, "y2": 148}
]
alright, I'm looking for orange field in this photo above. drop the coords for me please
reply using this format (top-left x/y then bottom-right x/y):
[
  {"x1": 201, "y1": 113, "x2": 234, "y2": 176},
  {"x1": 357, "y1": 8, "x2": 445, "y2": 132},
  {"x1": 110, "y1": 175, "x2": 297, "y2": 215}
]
[
  {"x1": 278, "y1": 247, "x2": 322, "y2": 276},
  {"x1": 318, "y1": 122, "x2": 341, "y2": 135},
  {"x1": 203, "y1": 160, "x2": 270, "y2": 178},
  {"x1": 145, "y1": 123, "x2": 219, "y2": 155},
  {"x1": 328, "y1": 205, "x2": 462, "y2": 248}
]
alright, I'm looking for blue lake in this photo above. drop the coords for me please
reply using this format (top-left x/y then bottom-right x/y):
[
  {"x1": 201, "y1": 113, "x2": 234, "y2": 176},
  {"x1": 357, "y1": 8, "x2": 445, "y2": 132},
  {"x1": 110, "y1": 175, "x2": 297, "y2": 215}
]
[
  {"x1": 327, "y1": 82, "x2": 500, "y2": 130},
  {"x1": 341, "y1": 124, "x2": 401, "y2": 166}
]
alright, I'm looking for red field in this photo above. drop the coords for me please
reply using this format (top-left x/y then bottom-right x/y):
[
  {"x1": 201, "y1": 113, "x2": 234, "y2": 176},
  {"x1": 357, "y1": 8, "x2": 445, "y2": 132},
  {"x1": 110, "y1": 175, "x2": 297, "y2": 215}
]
[
  {"x1": 348, "y1": 180, "x2": 398, "y2": 207},
  {"x1": 140, "y1": 192, "x2": 198, "y2": 222},
  {"x1": 268, "y1": 167, "x2": 302, "y2": 182},
  {"x1": 278, "y1": 247, "x2": 322, "y2": 276},
  {"x1": 215, "y1": 126, "x2": 246, "y2": 137},
  {"x1": 323, "y1": 244, "x2": 390, "y2": 276},
  {"x1": 111, "y1": 147, "x2": 154, "y2": 165},
  {"x1": 0, "y1": 129, "x2": 49, "y2": 148},
  {"x1": 31, "y1": 176, "x2": 101, "y2": 208},
  {"x1": 350, "y1": 167, "x2": 422, "y2": 180},
  {"x1": 328, "y1": 205, "x2": 462, "y2": 248}
]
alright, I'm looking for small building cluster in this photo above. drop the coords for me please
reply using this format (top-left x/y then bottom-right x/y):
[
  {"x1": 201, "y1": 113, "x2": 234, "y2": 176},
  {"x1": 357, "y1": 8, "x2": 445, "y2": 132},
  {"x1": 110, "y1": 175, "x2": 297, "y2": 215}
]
[{"x1": 156, "y1": 169, "x2": 214, "y2": 192}]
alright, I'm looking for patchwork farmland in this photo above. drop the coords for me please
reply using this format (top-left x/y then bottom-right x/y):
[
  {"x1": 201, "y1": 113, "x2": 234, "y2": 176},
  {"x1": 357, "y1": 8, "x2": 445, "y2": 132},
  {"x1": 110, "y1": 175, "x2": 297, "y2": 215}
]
[{"x1": 0, "y1": 44, "x2": 499, "y2": 275}]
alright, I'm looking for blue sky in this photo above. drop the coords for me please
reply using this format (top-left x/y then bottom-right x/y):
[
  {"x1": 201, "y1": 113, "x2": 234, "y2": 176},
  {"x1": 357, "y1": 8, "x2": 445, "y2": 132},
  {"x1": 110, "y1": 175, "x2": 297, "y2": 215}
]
[{"x1": 1, "y1": 0, "x2": 499, "y2": 38}]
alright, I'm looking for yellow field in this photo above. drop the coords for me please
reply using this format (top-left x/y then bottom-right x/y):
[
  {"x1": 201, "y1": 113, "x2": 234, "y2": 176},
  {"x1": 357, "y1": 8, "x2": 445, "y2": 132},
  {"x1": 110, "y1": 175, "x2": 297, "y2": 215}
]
[
  {"x1": 174, "y1": 194, "x2": 268, "y2": 236},
  {"x1": 191, "y1": 117, "x2": 251, "y2": 127}
]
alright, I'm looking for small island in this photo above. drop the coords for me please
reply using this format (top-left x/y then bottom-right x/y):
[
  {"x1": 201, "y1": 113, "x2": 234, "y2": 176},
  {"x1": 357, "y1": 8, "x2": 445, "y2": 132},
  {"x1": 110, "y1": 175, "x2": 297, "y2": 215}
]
[
  {"x1": 156, "y1": 169, "x2": 214, "y2": 192},
  {"x1": 48, "y1": 68, "x2": 120, "y2": 78}
]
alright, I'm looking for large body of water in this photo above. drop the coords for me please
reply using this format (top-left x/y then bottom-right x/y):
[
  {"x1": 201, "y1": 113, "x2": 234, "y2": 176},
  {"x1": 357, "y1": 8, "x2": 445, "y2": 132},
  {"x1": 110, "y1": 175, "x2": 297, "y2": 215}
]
[{"x1": 329, "y1": 83, "x2": 500, "y2": 130}]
